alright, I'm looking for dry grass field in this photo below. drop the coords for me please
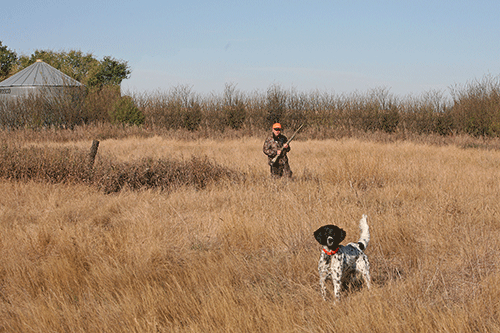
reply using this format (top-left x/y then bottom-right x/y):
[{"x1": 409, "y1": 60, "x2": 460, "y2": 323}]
[{"x1": 1, "y1": 134, "x2": 499, "y2": 332}]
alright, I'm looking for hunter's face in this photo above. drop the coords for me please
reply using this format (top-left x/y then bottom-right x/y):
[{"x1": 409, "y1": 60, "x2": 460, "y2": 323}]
[{"x1": 272, "y1": 128, "x2": 281, "y2": 136}]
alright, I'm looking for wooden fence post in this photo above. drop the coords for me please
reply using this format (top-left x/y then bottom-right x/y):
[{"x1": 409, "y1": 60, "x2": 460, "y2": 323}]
[{"x1": 88, "y1": 139, "x2": 100, "y2": 169}]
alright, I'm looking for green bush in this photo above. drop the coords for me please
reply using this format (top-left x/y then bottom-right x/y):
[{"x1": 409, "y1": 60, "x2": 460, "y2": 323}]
[{"x1": 110, "y1": 95, "x2": 145, "y2": 126}]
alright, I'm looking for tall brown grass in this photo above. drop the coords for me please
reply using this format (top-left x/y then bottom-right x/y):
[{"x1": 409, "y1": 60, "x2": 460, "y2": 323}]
[{"x1": 0, "y1": 135, "x2": 499, "y2": 332}]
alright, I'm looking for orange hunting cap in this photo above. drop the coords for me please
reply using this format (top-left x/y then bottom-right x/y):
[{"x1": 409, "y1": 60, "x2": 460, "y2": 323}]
[{"x1": 272, "y1": 123, "x2": 282, "y2": 130}]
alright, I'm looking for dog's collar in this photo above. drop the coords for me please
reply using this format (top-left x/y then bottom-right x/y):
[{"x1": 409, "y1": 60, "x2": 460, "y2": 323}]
[{"x1": 323, "y1": 247, "x2": 339, "y2": 256}]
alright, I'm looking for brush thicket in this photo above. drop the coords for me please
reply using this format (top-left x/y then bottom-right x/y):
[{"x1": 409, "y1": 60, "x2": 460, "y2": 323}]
[{"x1": 2, "y1": 76, "x2": 500, "y2": 139}]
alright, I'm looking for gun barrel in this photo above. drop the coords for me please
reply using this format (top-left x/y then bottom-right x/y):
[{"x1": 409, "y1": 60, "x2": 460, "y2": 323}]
[{"x1": 285, "y1": 123, "x2": 304, "y2": 144}]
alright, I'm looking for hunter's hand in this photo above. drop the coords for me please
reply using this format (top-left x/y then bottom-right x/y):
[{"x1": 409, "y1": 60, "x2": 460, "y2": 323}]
[
  {"x1": 277, "y1": 150, "x2": 282, "y2": 156},
  {"x1": 283, "y1": 144, "x2": 289, "y2": 149}
]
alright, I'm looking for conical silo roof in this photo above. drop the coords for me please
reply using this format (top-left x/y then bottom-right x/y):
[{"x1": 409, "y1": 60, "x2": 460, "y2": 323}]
[{"x1": 0, "y1": 60, "x2": 83, "y2": 87}]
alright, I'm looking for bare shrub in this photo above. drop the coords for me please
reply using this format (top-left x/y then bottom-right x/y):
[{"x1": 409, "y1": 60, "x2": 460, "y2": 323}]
[
  {"x1": 141, "y1": 85, "x2": 203, "y2": 131},
  {"x1": 93, "y1": 155, "x2": 241, "y2": 193},
  {"x1": 265, "y1": 83, "x2": 287, "y2": 125},
  {"x1": 82, "y1": 85, "x2": 120, "y2": 124},
  {"x1": 0, "y1": 144, "x2": 241, "y2": 193},
  {"x1": 222, "y1": 83, "x2": 247, "y2": 130},
  {"x1": 0, "y1": 144, "x2": 90, "y2": 183},
  {"x1": 450, "y1": 75, "x2": 500, "y2": 137},
  {"x1": 400, "y1": 90, "x2": 453, "y2": 135}
]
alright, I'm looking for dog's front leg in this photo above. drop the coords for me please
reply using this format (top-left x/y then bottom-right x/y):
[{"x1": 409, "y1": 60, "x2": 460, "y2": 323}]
[
  {"x1": 330, "y1": 257, "x2": 343, "y2": 301},
  {"x1": 331, "y1": 277, "x2": 341, "y2": 301},
  {"x1": 319, "y1": 276, "x2": 327, "y2": 301},
  {"x1": 318, "y1": 260, "x2": 329, "y2": 301}
]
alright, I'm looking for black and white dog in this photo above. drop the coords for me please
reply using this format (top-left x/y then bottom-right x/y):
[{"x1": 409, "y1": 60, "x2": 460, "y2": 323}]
[{"x1": 313, "y1": 214, "x2": 371, "y2": 301}]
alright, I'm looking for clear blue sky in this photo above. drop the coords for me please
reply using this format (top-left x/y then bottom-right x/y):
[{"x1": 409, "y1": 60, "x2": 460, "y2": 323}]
[{"x1": 2, "y1": 0, "x2": 499, "y2": 97}]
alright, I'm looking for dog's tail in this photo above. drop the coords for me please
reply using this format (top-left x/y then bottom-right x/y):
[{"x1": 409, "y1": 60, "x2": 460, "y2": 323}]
[{"x1": 357, "y1": 214, "x2": 370, "y2": 251}]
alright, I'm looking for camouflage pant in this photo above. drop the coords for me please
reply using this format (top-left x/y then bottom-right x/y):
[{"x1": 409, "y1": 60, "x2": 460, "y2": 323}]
[{"x1": 270, "y1": 161, "x2": 292, "y2": 178}]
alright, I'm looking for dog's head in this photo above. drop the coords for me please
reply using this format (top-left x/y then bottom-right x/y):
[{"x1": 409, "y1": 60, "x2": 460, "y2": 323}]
[{"x1": 314, "y1": 225, "x2": 346, "y2": 249}]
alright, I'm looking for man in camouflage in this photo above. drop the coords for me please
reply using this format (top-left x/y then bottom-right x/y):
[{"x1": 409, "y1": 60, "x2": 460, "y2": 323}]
[{"x1": 263, "y1": 123, "x2": 292, "y2": 178}]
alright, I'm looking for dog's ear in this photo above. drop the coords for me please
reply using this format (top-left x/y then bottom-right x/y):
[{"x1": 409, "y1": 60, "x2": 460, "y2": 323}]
[
  {"x1": 314, "y1": 225, "x2": 346, "y2": 246},
  {"x1": 338, "y1": 228, "x2": 346, "y2": 243}
]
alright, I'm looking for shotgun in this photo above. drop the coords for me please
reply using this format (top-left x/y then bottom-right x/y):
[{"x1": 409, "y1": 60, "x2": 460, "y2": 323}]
[{"x1": 270, "y1": 123, "x2": 304, "y2": 164}]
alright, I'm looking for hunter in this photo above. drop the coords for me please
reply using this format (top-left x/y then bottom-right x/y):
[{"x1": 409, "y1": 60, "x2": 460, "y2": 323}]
[{"x1": 263, "y1": 123, "x2": 292, "y2": 178}]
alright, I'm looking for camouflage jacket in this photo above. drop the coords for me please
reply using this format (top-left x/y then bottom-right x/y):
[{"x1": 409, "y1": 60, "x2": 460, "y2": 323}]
[{"x1": 263, "y1": 133, "x2": 291, "y2": 166}]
